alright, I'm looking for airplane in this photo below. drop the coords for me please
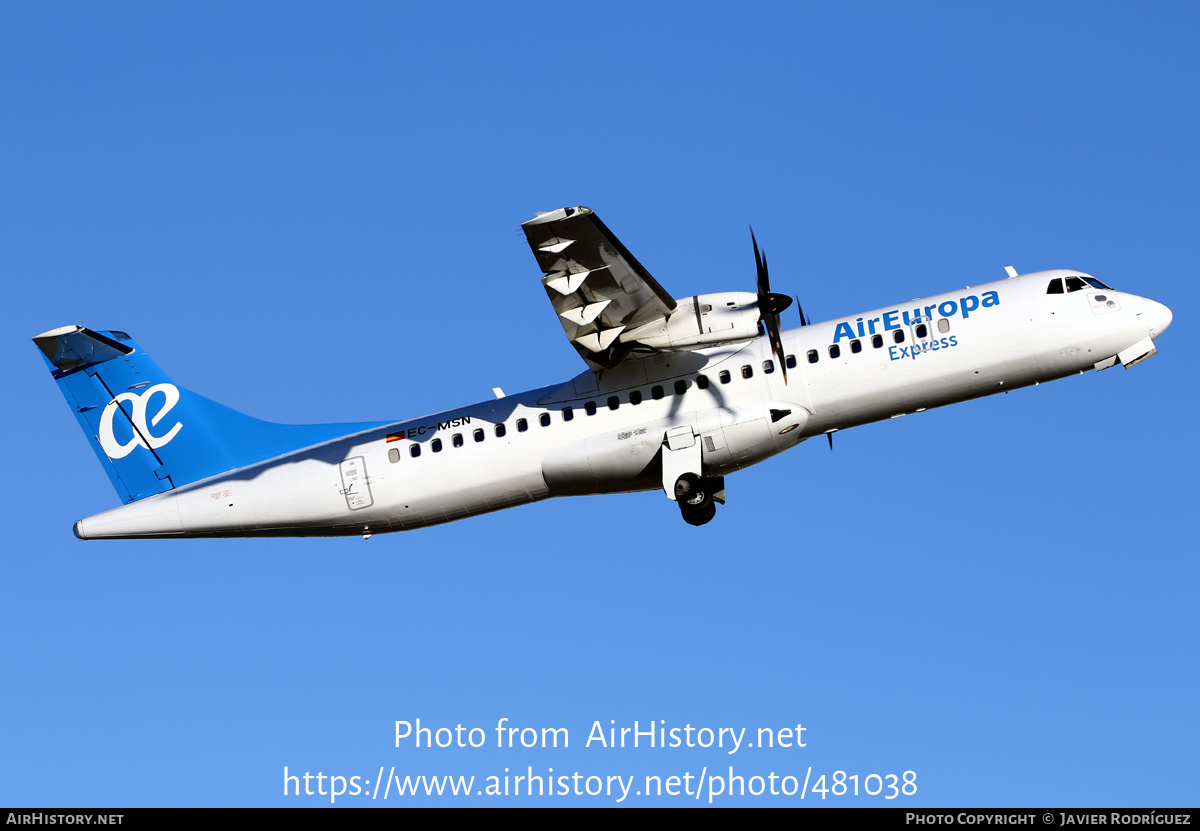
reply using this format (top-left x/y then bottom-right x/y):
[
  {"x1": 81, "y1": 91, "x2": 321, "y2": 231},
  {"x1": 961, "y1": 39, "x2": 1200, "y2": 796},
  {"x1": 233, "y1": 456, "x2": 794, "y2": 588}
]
[{"x1": 34, "y1": 206, "x2": 1172, "y2": 539}]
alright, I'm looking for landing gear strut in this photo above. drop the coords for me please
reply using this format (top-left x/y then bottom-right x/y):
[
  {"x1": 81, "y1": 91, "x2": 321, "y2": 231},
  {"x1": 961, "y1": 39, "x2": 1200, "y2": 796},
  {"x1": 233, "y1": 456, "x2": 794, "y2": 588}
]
[{"x1": 674, "y1": 473, "x2": 720, "y2": 526}]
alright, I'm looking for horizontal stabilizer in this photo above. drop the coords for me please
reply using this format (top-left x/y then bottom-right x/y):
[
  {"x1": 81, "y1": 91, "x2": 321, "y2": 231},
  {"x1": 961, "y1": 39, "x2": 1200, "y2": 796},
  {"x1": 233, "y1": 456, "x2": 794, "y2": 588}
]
[{"x1": 33, "y1": 325, "x2": 133, "y2": 372}]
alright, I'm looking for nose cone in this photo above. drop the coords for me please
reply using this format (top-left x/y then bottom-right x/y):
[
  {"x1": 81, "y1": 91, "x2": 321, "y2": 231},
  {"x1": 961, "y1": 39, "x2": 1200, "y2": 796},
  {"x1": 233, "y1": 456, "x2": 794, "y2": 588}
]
[{"x1": 1145, "y1": 299, "x2": 1173, "y2": 339}]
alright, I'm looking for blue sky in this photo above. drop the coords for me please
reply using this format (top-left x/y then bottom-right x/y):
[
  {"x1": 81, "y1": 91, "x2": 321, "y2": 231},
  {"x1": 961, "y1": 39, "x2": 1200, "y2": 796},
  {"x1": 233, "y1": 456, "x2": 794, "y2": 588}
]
[{"x1": 2, "y1": 2, "x2": 1196, "y2": 806}]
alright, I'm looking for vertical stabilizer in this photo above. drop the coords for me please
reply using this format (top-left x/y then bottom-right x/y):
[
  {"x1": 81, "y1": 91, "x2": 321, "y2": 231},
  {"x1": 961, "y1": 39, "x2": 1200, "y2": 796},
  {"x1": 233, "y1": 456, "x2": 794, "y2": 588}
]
[{"x1": 34, "y1": 326, "x2": 385, "y2": 503}]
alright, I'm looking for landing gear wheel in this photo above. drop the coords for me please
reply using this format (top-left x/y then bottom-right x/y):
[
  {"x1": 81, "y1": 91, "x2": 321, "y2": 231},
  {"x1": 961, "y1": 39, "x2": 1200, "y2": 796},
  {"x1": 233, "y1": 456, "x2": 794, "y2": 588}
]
[
  {"x1": 674, "y1": 472, "x2": 702, "y2": 501},
  {"x1": 680, "y1": 500, "x2": 717, "y2": 526},
  {"x1": 675, "y1": 473, "x2": 717, "y2": 526}
]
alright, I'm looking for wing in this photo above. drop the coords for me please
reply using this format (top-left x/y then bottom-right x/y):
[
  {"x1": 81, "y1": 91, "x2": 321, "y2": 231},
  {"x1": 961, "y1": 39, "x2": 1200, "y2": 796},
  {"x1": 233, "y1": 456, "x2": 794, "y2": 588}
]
[{"x1": 522, "y1": 207, "x2": 677, "y2": 369}]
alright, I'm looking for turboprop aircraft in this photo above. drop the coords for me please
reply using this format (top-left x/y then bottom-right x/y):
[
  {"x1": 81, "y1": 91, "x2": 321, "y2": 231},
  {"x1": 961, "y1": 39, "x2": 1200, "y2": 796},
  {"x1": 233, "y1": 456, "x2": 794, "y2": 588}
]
[{"x1": 35, "y1": 206, "x2": 1172, "y2": 538}]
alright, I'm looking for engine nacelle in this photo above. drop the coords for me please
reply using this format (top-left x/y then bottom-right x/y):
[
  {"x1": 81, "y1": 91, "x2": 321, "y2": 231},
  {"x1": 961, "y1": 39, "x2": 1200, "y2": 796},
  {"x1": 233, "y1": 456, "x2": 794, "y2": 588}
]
[{"x1": 620, "y1": 291, "x2": 761, "y2": 350}]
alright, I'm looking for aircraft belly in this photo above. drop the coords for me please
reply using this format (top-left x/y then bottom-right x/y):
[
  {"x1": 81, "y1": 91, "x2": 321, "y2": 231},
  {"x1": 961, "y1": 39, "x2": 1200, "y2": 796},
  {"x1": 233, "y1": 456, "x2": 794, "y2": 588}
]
[
  {"x1": 387, "y1": 457, "x2": 550, "y2": 530},
  {"x1": 807, "y1": 339, "x2": 1044, "y2": 432},
  {"x1": 109, "y1": 453, "x2": 555, "y2": 537},
  {"x1": 540, "y1": 397, "x2": 808, "y2": 493},
  {"x1": 79, "y1": 453, "x2": 388, "y2": 538},
  {"x1": 185, "y1": 462, "x2": 365, "y2": 535},
  {"x1": 542, "y1": 425, "x2": 661, "y2": 496}
]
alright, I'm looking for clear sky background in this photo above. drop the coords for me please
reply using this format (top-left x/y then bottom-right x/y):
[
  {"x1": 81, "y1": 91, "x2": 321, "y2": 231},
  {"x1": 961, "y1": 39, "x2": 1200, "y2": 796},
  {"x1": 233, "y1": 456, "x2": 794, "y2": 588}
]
[{"x1": 2, "y1": 2, "x2": 1196, "y2": 807}]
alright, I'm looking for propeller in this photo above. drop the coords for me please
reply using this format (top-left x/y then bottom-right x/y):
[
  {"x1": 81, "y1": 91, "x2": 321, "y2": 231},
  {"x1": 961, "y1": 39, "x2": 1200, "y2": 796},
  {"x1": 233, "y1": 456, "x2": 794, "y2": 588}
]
[
  {"x1": 795, "y1": 297, "x2": 811, "y2": 327},
  {"x1": 751, "y1": 228, "x2": 794, "y2": 382}
]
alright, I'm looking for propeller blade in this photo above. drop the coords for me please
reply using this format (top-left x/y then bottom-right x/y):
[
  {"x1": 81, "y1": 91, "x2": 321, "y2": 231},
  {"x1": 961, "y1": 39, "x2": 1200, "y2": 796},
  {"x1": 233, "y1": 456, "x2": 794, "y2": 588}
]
[
  {"x1": 750, "y1": 228, "x2": 793, "y2": 383},
  {"x1": 751, "y1": 228, "x2": 769, "y2": 296},
  {"x1": 764, "y1": 310, "x2": 787, "y2": 384}
]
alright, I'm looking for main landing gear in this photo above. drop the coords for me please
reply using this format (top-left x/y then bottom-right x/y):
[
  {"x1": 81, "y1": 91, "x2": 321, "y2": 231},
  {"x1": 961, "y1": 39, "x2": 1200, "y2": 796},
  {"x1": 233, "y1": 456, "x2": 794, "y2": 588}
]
[{"x1": 674, "y1": 473, "x2": 724, "y2": 526}]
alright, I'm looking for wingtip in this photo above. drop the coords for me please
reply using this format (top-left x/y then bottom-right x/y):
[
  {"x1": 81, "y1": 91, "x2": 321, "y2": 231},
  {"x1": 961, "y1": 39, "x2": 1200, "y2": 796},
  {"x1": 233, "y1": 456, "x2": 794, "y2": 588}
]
[{"x1": 524, "y1": 206, "x2": 592, "y2": 226}]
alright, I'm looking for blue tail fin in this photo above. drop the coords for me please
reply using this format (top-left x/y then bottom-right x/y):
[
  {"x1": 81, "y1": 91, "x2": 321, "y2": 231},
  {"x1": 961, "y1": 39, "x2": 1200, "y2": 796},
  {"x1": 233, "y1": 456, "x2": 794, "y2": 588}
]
[{"x1": 34, "y1": 326, "x2": 385, "y2": 503}]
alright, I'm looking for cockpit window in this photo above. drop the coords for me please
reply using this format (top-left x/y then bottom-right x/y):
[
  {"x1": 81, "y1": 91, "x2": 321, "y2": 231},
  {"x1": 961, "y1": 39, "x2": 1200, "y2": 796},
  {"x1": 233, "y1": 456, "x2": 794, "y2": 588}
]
[
  {"x1": 1084, "y1": 276, "x2": 1113, "y2": 290},
  {"x1": 1047, "y1": 278, "x2": 1064, "y2": 294},
  {"x1": 1065, "y1": 276, "x2": 1087, "y2": 292}
]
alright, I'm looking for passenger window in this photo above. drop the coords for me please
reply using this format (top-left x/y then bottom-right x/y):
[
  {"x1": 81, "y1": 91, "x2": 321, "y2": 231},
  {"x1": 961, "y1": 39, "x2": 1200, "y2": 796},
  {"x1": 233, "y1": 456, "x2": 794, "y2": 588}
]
[
  {"x1": 474, "y1": 428, "x2": 485, "y2": 442},
  {"x1": 453, "y1": 433, "x2": 464, "y2": 447},
  {"x1": 763, "y1": 360, "x2": 774, "y2": 374},
  {"x1": 674, "y1": 380, "x2": 688, "y2": 394},
  {"x1": 915, "y1": 323, "x2": 928, "y2": 339},
  {"x1": 850, "y1": 339, "x2": 862, "y2": 354},
  {"x1": 1047, "y1": 278, "x2": 1064, "y2": 294},
  {"x1": 872, "y1": 334, "x2": 883, "y2": 348},
  {"x1": 607, "y1": 396, "x2": 619, "y2": 410},
  {"x1": 893, "y1": 330, "x2": 905, "y2": 343},
  {"x1": 785, "y1": 354, "x2": 796, "y2": 369},
  {"x1": 696, "y1": 375, "x2": 710, "y2": 390},
  {"x1": 539, "y1": 413, "x2": 551, "y2": 427},
  {"x1": 719, "y1": 370, "x2": 731, "y2": 384},
  {"x1": 562, "y1": 407, "x2": 573, "y2": 422},
  {"x1": 410, "y1": 444, "x2": 421, "y2": 458},
  {"x1": 741, "y1": 365, "x2": 752, "y2": 379},
  {"x1": 516, "y1": 418, "x2": 528, "y2": 432},
  {"x1": 828, "y1": 344, "x2": 840, "y2": 359},
  {"x1": 388, "y1": 447, "x2": 400, "y2": 463},
  {"x1": 651, "y1": 386, "x2": 664, "y2": 400},
  {"x1": 937, "y1": 318, "x2": 950, "y2": 333},
  {"x1": 585, "y1": 401, "x2": 596, "y2": 415},
  {"x1": 807, "y1": 350, "x2": 818, "y2": 363},
  {"x1": 630, "y1": 390, "x2": 643, "y2": 405},
  {"x1": 494, "y1": 424, "x2": 506, "y2": 438},
  {"x1": 432, "y1": 438, "x2": 443, "y2": 452}
]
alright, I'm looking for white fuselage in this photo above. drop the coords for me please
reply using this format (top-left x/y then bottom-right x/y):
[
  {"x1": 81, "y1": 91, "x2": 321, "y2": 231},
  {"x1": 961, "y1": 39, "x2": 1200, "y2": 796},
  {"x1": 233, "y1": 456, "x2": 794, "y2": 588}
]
[{"x1": 73, "y1": 271, "x2": 1171, "y2": 539}]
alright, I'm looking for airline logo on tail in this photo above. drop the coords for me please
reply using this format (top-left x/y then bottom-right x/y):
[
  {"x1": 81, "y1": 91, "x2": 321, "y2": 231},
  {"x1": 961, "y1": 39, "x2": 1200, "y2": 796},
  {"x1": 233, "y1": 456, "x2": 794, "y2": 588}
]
[{"x1": 98, "y1": 383, "x2": 184, "y2": 459}]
